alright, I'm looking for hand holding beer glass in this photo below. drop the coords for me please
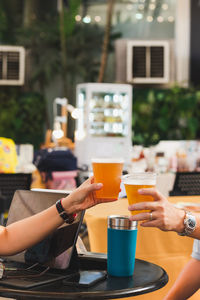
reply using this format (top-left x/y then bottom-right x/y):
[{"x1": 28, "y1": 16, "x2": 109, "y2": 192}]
[
  {"x1": 92, "y1": 158, "x2": 124, "y2": 199},
  {"x1": 122, "y1": 172, "x2": 156, "y2": 215}
]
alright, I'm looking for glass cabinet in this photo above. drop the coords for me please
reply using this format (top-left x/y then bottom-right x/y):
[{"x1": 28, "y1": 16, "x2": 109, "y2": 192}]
[{"x1": 75, "y1": 83, "x2": 132, "y2": 170}]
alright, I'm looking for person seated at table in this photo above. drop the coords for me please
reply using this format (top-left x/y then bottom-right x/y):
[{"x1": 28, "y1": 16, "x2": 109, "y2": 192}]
[
  {"x1": 0, "y1": 177, "x2": 116, "y2": 256},
  {"x1": 128, "y1": 188, "x2": 200, "y2": 300}
]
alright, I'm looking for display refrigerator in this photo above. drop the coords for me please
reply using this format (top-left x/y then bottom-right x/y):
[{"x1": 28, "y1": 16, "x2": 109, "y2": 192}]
[{"x1": 74, "y1": 83, "x2": 133, "y2": 171}]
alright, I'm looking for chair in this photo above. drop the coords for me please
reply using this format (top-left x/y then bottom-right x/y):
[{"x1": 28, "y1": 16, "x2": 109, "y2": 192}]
[{"x1": 0, "y1": 173, "x2": 32, "y2": 211}]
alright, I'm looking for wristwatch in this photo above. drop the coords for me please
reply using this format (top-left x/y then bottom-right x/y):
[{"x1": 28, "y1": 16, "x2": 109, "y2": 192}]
[
  {"x1": 56, "y1": 199, "x2": 75, "y2": 224},
  {"x1": 178, "y1": 211, "x2": 196, "y2": 236}
]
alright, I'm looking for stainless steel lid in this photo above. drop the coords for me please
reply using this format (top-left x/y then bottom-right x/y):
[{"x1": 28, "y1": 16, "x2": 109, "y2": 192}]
[{"x1": 107, "y1": 215, "x2": 137, "y2": 230}]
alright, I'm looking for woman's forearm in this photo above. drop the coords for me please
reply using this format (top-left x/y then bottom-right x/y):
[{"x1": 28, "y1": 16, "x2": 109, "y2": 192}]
[
  {"x1": 0, "y1": 190, "x2": 78, "y2": 255},
  {"x1": 0, "y1": 177, "x2": 114, "y2": 256},
  {"x1": 0, "y1": 205, "x2": 63, "y2": 255},
  {"x1": 0, "y1": 190, "x2": 77, "y2": 255}
]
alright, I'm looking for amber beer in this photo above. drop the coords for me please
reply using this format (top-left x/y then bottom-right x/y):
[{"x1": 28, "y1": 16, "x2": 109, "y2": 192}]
[
  {"x1": 123, "y1": 173, "x2": 156, "y2": 215},
  {"x1": 92, "y1": 158, "x2": 124, "y2": 199}
]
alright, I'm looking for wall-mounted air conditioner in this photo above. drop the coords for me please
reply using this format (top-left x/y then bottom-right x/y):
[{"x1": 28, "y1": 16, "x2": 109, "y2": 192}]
[
  {"x1": 126, "y1": 40, "x2": 170, "y2": 84},
  {"x1": 0, "y1": 46, "x2": 25, "y2": 86}
]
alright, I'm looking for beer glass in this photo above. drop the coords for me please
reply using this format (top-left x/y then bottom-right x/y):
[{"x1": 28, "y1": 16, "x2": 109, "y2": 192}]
[
  {"x1": 122, "y1": 172, "x2": 156, "y2": 215},
  {"x1": 92, "y1": 158, "x2": 124, "y2": 199}
]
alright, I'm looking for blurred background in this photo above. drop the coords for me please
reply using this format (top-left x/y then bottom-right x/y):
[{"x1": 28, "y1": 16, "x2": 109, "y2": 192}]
[
  {"x1": 1, "y1": 1, "x2": 200, "y2": 299},
  {"x1": 0, "y1": 0, "x2": 198, "y2": 149},
  {"x1": 1, "y1": 0, "x2": 200, "y2": 202}
]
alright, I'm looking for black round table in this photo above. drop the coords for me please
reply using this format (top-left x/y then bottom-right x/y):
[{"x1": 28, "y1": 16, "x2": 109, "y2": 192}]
[{"x1": 0, "y1": 255, "x2": 168, "y2": 299}]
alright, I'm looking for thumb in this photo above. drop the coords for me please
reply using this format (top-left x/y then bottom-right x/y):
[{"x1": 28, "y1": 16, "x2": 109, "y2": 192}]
[{"x1": 88, "y1": 183, "x2": 103, "y2": 192}]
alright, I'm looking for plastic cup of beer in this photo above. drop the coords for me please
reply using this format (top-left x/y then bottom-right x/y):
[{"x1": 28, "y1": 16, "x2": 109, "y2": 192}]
[
  {"x1": 92, "y1": 158, "x2": 124, "y2": 199},
  {"x1": 122, "y1": 172, "x2": 156, "y2": 215}
]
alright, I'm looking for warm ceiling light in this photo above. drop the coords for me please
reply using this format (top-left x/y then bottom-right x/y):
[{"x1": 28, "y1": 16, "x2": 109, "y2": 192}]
[
  {"x1": 94, "y1": 15, "x2": 101, "y2": 22},
  {"x1": 168, "y1": 16, "x2": 174, "y2": 22},
  {"x1": 147, "y1": 16, "x2": 153, "y2": 22},
  {"x1": 149, "y1": 3, "x2": 156, "y2": 10},
  {"x1": 138, "y1": 4, "x2": 144, "y2": 10},
  {"x1": 162, "y1": 3, "x2": 168, "y2": 10},
  {"x1": 126, "y1": 4, "x2": 133, "y2": 10},
  {"x1": 157, "y1": 16, "x2": 164, "y2": 23},
  {"x1": 75, "y1": 15, "x2": 81, "y2": 22}
]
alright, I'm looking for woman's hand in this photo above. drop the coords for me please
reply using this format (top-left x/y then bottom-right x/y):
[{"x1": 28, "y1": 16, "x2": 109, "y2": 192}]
[
  {"x1": 128, "y1": 188, "x2": 185, "y2": 233},
  {"x1": 62, "y1": 177, "x2": 117, "y2": 214}
]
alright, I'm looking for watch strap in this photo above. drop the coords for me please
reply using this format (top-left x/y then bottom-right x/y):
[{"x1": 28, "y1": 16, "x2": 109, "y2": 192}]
[
  {"x1": 56, "y1": 199, "x2": 74, "y2": 224},
  {"x1": 178, "y1": 211, "x2": 196, "y2": 236}
]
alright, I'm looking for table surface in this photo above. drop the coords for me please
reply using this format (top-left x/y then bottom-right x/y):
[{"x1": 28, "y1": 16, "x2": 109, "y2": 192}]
[
  {"x1": 84, "y1": 195, "x2": 200, "y2": 300},
  {"x1": 0, "y1": 255, "x2": 168, "y2": 299}
]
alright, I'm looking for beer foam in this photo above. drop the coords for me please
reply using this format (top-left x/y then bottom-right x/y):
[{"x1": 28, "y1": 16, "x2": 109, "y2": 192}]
[
  {"x1": 122, "y1": 173, "x2": 156, "y2": 185},
  {"x1": 123, "y1": 179, "x2": 156, "y2": 185},
  {"x1": 91, "y1": 158, "x2": 124, "y2": 164}
]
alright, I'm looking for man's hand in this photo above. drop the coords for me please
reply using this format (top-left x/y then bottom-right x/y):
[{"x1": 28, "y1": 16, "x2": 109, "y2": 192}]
[{"x1": 128, "y1": 188, "x2": 185, "y2": 233}]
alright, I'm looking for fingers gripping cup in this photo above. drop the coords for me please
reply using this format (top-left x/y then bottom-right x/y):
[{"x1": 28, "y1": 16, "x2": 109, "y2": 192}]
[
  {"x1": 107, "y1": 215, "x2": 138, "y2": 277},
  {"x1": 122, "y1": 172, "x2": 156, "y2": 215},
  {"x1": 92, "y1": 158, "x2": 124, "y2": 199}
]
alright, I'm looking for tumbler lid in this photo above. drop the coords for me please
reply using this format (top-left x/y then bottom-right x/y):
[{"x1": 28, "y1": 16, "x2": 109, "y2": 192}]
[{"x1": 107, "y1": 215, "x2": 137, "y2": 230}]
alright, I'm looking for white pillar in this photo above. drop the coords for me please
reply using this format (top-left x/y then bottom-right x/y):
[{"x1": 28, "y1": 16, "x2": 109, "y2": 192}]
[{"x1": 175, "y1": 0, "x2": 191, "y2": 87}]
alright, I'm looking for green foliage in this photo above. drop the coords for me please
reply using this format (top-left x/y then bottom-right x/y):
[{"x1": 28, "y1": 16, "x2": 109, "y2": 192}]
[
  {"x1": 0, "y1": 2, "x2": 8, "y2": 41},
  {"x1": 0, "y1": 1, "x2": 120, "y2": 145},
  {"x1": 132, "y1": 86, "x2": 200, "y2": 147},
  {"x1": 62, "y1": 0, "x2": 81, "y2": 37},
  {"x1": 15, "y1": 20, "x2": 115, "y2": 92},
  {"x1": 0, "y1": 89, "x2": 46, "y2": 149},
  {"x1": 0, "y1": 0, "x2": 23, "y2": 44},
  {"x1": 66, "y1": 23, "x2": 105, "y2": 82},
  {"x1": 16, "y1": 16, "x2": 61, "y2": 90},
  {"x1": 0, "y1": 1, "x2": 119, "y2": 90}
]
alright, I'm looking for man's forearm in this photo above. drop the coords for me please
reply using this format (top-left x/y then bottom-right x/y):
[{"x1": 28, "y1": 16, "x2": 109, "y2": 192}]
[{"x1": 164, "y1": 258, "x2": 200, "y2": 300}]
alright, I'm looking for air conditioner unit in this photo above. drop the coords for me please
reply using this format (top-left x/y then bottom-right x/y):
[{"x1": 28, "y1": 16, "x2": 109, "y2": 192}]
[
  {"x1": 126, "y1": 40, "x2": 170, "y2": 84},
  {"x1": 0, "y1": 45, "x2": 25, "y2": 86}
]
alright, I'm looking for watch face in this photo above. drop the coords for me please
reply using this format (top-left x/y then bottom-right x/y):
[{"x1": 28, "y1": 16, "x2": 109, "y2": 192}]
[
  {"x1": 186, "y1": 214, "x2": 196, "y2": 232},
  {"x1": 188, "y1": 219, "x2": 196, "y2": 228}
]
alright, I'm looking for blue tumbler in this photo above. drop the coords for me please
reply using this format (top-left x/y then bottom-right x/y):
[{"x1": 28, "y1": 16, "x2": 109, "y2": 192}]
[{"x1": 107, "y1": 215, "x2": 138, "y2": 277}]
